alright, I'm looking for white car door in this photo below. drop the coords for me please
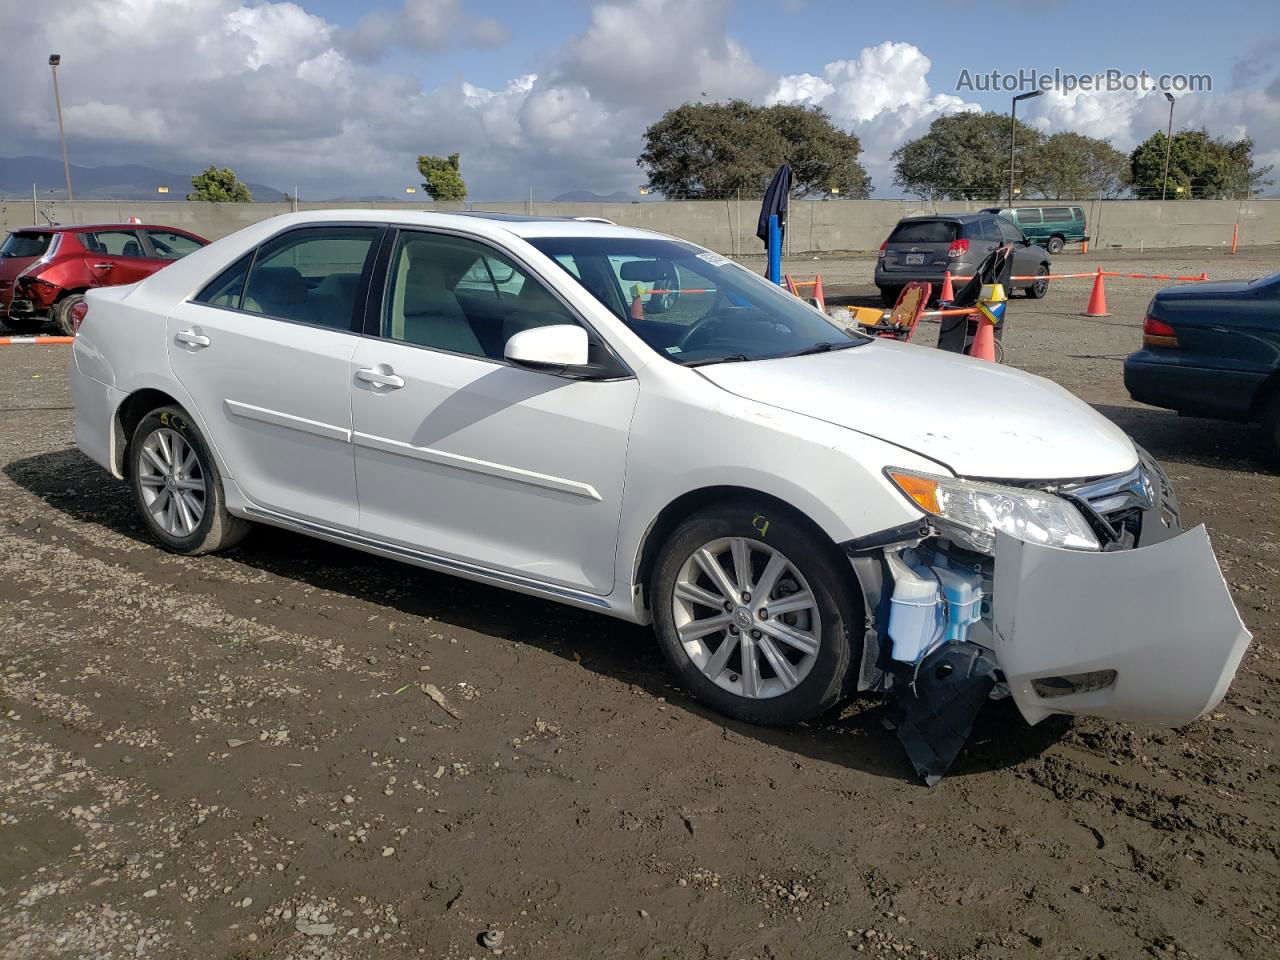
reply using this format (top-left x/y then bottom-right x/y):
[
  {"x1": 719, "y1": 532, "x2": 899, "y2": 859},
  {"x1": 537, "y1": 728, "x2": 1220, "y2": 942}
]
[
  {"x1": 166, "y1": 225, "x2": 382, "y2": 530},
  {"x1": 349, "y1": 229, "x2": 638, "y2": 596}
]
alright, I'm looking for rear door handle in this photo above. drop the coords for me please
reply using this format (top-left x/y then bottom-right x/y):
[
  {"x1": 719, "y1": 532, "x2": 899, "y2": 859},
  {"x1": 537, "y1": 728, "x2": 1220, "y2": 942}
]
[
  {"x1": 93, "y1": 263, "x2": 114, "y2": 270},
  {"x1": 355, "y1": 367, "x2": 404, "y2": 389},
  {"x1": 175, "y1": 330, "x2": 211, "y2": 348}
]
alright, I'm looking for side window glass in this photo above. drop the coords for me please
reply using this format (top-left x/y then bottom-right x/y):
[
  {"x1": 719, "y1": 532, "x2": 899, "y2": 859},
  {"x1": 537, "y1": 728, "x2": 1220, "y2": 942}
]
[
  {"x1": 195, "y1": 253, "x2": 253, "y2": 308},
  {"x1": 383, "y1": 232, "x2": 581, "y2": 361},
  {"x1": 81, "y1": 230, "x2": 145, "y2": 257},
  {"x1": 982, "y1": 219, "x2": 1001, "y2": 242},
  {"x1": 242, "y1": 227, "x2": 378, "y2": 330},
  {"x1": 1015, "y1": 207, "x2": 1042, "y2": 224},
  {"x1": 146, "y1": 230, "x2": 203, "y2": 260},
  {"x1": 997, "y1": 218, "x2": 1024, "y2": 244}
]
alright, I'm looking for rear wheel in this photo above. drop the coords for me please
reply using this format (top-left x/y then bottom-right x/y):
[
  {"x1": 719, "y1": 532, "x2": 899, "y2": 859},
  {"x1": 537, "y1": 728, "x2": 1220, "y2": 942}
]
[
  {"x1": 1045, "y1": 235, "x2": 1065, "y2": 255},
  {"x1": 1025, "y1": 265, "x2": 1050, "y2": 299},
  {"x1": 53, "y1": 294, "x2": 86, "y2": 336},
  {"x1": 128, "y1": 406, "x2": 251, "y2": 555},
  {"x1": 651, "y1": 502, "x2": 859, "y2": 726}
]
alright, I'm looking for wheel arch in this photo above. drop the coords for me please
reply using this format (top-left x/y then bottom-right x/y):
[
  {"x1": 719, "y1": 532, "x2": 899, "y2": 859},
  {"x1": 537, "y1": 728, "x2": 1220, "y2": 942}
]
[
  {"x1": 113, "y1": 388, "x2": 184, "y2": 476},
  {"x1": 1249, "y1": 368, "x2": 1280, "y2": 421}
]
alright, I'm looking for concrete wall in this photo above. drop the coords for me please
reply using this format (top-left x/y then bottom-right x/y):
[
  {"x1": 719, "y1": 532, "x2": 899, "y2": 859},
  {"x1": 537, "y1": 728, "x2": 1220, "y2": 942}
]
[{"x1": 3, "y1": 196, "x2": 1276, "y2": 255}]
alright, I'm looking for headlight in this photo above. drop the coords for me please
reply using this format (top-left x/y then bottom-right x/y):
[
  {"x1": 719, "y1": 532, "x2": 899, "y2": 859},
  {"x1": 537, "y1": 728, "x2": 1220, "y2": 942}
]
[{"x1": 886, "y1": 468, "x2": 1099, "y2": 554}]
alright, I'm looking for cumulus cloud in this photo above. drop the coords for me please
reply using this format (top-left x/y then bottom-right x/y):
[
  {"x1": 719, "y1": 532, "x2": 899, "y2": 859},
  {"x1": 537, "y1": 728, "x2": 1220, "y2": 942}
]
[{"x1": 341, "y1": 0, "x2": 507, "y2": 61}]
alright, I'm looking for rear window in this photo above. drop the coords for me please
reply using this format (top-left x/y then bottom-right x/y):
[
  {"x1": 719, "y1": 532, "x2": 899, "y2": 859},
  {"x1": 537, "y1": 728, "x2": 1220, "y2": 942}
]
[
  {"x1": 888, "y1": 220, "x2": 958, "y2": 244},
  {"x1": 0, "y1": 231, "x2": 52, "y2": 258},
  {"x1": 1014, "y1": 208, "x2": 1043, "y2": 224}
]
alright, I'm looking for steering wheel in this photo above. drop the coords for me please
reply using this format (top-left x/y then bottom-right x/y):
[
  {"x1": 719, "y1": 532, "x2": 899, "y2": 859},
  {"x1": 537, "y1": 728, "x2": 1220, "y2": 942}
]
[{"x1": 676, "y1": 307, "x2": 752, "y2": 352}]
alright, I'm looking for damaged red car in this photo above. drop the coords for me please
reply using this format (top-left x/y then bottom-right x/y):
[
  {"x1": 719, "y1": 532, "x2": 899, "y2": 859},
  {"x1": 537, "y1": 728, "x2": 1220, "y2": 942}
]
[{"x1": 0, "y1": 223, "x2": 208, "y2": 336}]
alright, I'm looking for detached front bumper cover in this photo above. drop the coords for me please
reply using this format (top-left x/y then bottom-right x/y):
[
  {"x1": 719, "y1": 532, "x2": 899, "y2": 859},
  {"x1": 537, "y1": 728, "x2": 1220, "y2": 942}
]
[{"x1": 993, "y1": 525, "x2": 1251, "y2": 727}]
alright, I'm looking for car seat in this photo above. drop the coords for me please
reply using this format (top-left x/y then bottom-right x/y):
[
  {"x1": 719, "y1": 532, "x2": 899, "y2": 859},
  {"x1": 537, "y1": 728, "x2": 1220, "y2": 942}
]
[
  {"x1": 394, "y1": 253, "x2": 482, "y2": 356},
  {"x1": 244, "y1": 266, "x2": 313, "y2": 323}
]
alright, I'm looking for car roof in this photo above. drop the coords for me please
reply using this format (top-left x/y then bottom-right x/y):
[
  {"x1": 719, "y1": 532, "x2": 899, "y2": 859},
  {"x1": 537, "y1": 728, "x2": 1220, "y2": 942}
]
[
  {"x1": 11, "y1": 223, "x2": 199, "y2": 233},
  {"x1": 234, "y1": 208, "x2": 669, "y2": 241},
  {"x1": 895, "y1": 213, "x2": 989, "y2": 224}
]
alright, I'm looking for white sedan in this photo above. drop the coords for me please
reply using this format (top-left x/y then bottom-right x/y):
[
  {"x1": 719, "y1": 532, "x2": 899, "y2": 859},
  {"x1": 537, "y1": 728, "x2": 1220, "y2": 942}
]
[{"x1": 70, "y1": 211, "x2": 1250, "y2": 783}]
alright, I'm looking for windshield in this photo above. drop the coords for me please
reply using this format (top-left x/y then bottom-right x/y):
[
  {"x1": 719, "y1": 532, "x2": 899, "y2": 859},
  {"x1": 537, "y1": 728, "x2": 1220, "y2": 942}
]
[
  {"x1": 525, "y1": 236, "x2": 866, "y2": 365},
  {"x1": 0, "y1": 231, "x2": 53, "y2": 258}
]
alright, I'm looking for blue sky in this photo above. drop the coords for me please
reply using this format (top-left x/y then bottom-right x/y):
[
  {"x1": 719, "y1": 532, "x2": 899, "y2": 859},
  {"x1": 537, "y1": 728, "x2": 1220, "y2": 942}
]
[{"x1": 1, "y1": 0, "x2": 1275, "y2": 199}]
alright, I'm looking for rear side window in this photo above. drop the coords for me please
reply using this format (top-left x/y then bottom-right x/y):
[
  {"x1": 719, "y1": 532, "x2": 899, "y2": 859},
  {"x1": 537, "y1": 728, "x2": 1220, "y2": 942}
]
[
  {"x1": 195, "y1": 253, "x2": 254, "y2": 308},
  {"x1": 1042, "y1": 207, "x2": 1072, "y2": 222},
  {"x1": 1014, "y1": 208, "x2": 1043, "y2": 224},
  {"x1": 146, "y1": 230, "x2": 204, "y2": 260},
  {"x1": 888, "y1": 220, "x2": 958, "y2": 243},
  {"x1": 0, "y1": 231, "x2": 52, "y2": 258},
  {"x1": 81, "y1": 230, "x2": 146, "y2": 257},
  {"x1": 242, "y1": 227, "x2": 379, "y2": 331}
]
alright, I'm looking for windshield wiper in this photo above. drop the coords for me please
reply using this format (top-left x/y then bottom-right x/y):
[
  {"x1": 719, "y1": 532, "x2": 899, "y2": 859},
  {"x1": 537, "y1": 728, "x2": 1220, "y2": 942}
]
[
  {"x1": 685, "y1": 354, "x2": 752, "y2": 367},
  {"x1": 780, "y1": 340, "x2": 859, "y2": 358}
]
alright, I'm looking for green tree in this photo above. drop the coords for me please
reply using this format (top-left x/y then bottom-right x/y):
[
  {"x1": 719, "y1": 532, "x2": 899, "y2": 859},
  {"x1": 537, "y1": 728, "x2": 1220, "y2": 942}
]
[
  {"x1": 1025, "y1": 131, "x2": 1129, "y2": 199},
  {"x1": 892, "y1": 112, "x2": 1042, "y2": 201},
  {"x1": 1129, "y1": 130, "x2": 1274, "y2": 199},
  {"x1": 417, "y1": 153, "x2": 467, "y2": 201},
  {"x1": 637, "y1": 100, "x2": 870, "y2": 198},
  {"x1": 187, "y1": 165, "x2": 252, "y2": 202}
]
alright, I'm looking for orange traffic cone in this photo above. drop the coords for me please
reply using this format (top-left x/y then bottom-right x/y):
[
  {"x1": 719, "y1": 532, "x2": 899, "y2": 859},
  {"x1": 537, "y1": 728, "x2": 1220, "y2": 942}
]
[
  {"x1": 939, "y1": 270, "x2": 955, "y2": 302},
  {"x1": 1231, "y1": 223, "x2": 1239, "y2": 254},
  {"x1": 630, "y1": 288, "x2": 645, "y2": 321},
  {"x1": 1081, "y1": 239, "x2": 1089, "y2": 255},
  {"x1": 811, "y1": 274, "x2": 825, "y2": 312},
  {"x1": 1198, "y1": 271, "x2": 1208, "y2": 281},
  {"x1": 969, "y1": 313, "x2": 997, "y2": 362},
  {"x1": 783, "y1": 274, "x2": 797, "y2": 295},
  {"x1": 1084, "y1": 268, "x2": 1110, "y2": 317}
]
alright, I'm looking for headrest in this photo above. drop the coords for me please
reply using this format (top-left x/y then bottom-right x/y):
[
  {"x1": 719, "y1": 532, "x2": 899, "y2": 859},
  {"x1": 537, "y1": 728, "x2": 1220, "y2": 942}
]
[{"x1": 248, "y1": 266, "x2": 307, "y2": 305}]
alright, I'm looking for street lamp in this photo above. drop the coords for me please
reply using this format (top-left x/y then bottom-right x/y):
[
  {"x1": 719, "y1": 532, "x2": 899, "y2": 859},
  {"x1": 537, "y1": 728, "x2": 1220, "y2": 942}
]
[
  {"x1": 48, "y1": 54, "x2": 73, "y2": 201},
  {"x1": 1009, "y1": 90, "x2": 1043, "y2": 206},
  {"x1": 1160, "y1": 92, "x2": 1176, "y2": 202}
]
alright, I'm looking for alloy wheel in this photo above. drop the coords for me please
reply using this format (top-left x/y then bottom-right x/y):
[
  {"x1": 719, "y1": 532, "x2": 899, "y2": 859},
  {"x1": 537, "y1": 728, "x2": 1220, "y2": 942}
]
[
  {"x1": 671, "y1": 537, "x2": 822, "y2": 699},
  {"x1": 137, "y1": 427, "x2": 207, "y2": 538}
]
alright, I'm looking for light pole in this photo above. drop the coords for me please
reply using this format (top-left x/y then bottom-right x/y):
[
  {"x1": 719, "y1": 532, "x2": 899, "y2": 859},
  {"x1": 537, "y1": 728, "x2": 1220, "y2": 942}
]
[
  {"x1": 1160, "y1": 92, "x2": 1175, "y2": 202},
  {"x1": 1009, "y1": 90, "x2": 1043, "y2": 206},
  {"x1": 48, "y1": 54, "x2": 73, "y2": 201}
]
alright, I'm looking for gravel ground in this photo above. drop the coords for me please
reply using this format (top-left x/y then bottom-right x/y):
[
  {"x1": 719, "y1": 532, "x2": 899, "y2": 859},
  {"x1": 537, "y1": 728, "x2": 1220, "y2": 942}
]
[{"x1": 1, "y1": 247, "x2": 1277, "y2": 960}]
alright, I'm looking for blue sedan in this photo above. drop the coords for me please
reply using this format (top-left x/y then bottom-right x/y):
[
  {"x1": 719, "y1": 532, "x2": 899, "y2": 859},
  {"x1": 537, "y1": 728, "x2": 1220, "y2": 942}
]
[{"x1": 1124, "y1": 272, "x2": 1280, "y2": 461}]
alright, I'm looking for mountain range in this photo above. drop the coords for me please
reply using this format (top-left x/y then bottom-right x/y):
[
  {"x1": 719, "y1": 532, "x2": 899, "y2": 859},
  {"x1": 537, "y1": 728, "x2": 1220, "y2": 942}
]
[{"x1": 0, "y1": 155, "x2": 287, "y2": 202}]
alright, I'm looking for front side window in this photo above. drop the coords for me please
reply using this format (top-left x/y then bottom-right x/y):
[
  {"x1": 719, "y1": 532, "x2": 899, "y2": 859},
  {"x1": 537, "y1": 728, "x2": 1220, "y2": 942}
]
[
  {"x1": 382, "y1": 231, "x2": 582, "y2": 361},
  {"x1": 996, "y1": 218, "x2": 1025, "y2": 244},
  {"x1": 241, "y1": 227, "x2": 379, "y2": 330},
  {"x1": 81, "y1": 230, "x2": 146, "y2": 257},
  {"x1": 528, "y1": 236, "x2": 867, "y2": 366},
  {"x1": 146, "y1": 230, "x2": 204, "y2": 260}
]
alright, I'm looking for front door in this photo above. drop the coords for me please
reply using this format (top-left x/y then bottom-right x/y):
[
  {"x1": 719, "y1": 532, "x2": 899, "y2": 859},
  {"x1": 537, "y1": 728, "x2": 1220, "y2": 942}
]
[
  {"x1": 350, "y1": 229, "x2": 638, "y2": 595},
  {"x1": 78, "y1": 228, "x2": 155, "y2": 286},
  {"x1": 165, "y1": 225, "x2": 381, "y2": 530}
]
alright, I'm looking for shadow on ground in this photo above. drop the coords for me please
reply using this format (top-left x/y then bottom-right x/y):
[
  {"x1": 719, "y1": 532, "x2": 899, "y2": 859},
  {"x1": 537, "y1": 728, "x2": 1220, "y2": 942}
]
[
  {"x1": 1093, "y1": 402, "x2": 1272, "y2": 474},
  {"x1": 6, "y1": 447, "x2": 1072, "y2": 787}
]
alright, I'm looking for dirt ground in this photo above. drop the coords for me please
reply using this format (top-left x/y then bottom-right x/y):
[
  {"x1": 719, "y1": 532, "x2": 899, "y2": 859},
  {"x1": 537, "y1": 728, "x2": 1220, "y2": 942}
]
[{"x1": 1, "y1": 246, "x2": 1277, "y2": 960}]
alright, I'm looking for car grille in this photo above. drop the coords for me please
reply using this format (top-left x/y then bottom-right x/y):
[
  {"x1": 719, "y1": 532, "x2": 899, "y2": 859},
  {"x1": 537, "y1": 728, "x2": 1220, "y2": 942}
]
[{"x1": 1060, "y1": 450, "x2": 1180, "y2": 549}]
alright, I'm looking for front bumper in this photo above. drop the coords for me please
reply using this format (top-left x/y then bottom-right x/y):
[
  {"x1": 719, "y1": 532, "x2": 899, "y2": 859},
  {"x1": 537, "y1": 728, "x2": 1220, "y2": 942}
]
[{"x1": 993, "y1": 525, "x2": 1250, "y2": 727}]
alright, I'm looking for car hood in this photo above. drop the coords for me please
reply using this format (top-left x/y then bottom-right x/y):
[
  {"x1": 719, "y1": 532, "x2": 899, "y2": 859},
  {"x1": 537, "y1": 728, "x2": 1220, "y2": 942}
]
[{"x1": 697, "y1": 339, "x2": 1138, "y2": 480}]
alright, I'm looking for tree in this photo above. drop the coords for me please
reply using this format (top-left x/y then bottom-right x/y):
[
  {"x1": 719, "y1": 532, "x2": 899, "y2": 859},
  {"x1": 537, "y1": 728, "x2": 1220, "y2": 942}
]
[
  {"x1": 417, "y1": 153, "x2": 467, "y2": 202},
  {"x1": 1130, "y1": 130, "x2": 1274, "y2": 199},
  {"x1": 637, "y1": 100, "x2": 870, "y2": 199},
  {"x1": 1025, "y1": 131, "x2": 1129, "y2": 199},
  {"x1": 187, "y1": 165, "x2": 252, "y2": 202},
  {"x1": 892, "y1": 112, "x2": 1042, "y2": 201}
]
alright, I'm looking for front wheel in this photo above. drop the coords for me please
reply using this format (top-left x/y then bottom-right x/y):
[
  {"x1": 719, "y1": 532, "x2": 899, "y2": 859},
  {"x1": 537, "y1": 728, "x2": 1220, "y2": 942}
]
[
  {"x1": 1025, "y1": 265, "x2": 1049, "y2": 299},
  {"x1": 128, "y1": 406, "x2": 251, "y2": 555},
  {"x1": 651, "y1": 502, "x2": 860, "y2": 726}
]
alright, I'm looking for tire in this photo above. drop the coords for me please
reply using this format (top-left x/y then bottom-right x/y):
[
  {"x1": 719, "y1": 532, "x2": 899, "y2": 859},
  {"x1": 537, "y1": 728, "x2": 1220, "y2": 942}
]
[
  {"x1": 878, "y1": 286, "x2": 900, "y2": 307},
  {"x1": 651, "y1": 501, "x2": 860, "y2": 726},
  {"x1": 127, "y1": 406, "x2": 251, "y2": 555},
  {"x1": 1025, "y1": 265, "x2": 1049, "y2": 299},
  {"x1": 53, "y1": 294, "x2": 86, "y2": 337},
  {"x1": 3, "y1": 315, "x2": 47, "y2": 335},
  {"x1": 1045, "y1": 235, "x2": 1065, "y2": 255},
  {"x1": 1260, "y1": 393, "x2": 1280, "y2": 467}
]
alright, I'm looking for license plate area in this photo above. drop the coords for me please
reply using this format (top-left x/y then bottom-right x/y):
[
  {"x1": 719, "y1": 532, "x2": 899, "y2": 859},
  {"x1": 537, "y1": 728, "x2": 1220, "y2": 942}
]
[{"x1": 904, "y1": 253, "x2": 925, "y2": 265}]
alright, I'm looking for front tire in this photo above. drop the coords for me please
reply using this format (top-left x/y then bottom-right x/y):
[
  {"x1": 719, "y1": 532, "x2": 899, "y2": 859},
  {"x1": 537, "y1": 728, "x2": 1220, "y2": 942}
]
[
  {"x1": 1025, "y1": 265, "x2": 1049, "y2": 299},
  {"x1": 128, "y1": 406, "x2": 250, "y2": 555},
  {"x1": 651, "y1": 502, "x2": 860, "y2": 726}
]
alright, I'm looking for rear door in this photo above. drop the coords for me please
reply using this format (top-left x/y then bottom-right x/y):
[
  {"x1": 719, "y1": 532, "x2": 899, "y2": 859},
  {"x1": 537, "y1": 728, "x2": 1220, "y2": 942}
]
[
  {"x1": 78, "y1": 229, "x2": 154, "y2": 286},
  {"x1": 882, "y1": 220, "x2": 957, "y2": 276},
  {"x1": 165, "y1": 225, "x2": 382, "y2": 530}
]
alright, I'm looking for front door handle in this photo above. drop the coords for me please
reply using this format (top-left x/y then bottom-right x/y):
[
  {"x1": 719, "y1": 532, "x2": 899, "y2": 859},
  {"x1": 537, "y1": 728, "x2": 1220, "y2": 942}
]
[
  {"x1": 175, "y1": 330, "x2": 211, "y2": 348},
  {"x1": 93, "y1": 262, "x2": 114, "y2": 270},
  {"x1": 355, "y1": 367, "x2": 405, "y2": 389}
]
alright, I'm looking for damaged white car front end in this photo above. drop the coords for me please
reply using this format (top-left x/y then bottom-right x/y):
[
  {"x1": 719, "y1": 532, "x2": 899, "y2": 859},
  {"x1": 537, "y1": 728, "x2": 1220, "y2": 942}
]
[{"x1": 863, "y1": 451, "x2": 1251, "y2": 785}]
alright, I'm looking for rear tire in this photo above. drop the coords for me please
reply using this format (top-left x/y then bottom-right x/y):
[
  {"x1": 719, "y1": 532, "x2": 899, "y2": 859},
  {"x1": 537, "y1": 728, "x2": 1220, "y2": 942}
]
[
  {"x1": 878, "y1": 286, "x2": 900, "y2": 307},
  {"x1": 3, "y1": 315, "x2": 47, "y2": 335},
  {"x1": 128, "y1": 406, "x2": 251, "y2": 555},
  {"x1": 53, "y1": 294, "x2": 86, "y2": 337},
  {"x1": 651, "y1": 501, "x2": 860, "y2": 726},
  {"x1": 1046, "y1": 235, "x2": 1065, "y2": 255}
]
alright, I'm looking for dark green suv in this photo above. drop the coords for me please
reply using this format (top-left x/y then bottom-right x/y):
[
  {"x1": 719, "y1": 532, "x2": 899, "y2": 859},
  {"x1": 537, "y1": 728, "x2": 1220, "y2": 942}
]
[{"x1": 979, "y1": 205, "x2": 1087, "y2": 255}]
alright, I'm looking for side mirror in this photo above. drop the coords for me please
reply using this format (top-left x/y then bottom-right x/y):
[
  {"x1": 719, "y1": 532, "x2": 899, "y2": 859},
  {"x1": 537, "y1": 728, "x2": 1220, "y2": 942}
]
[{"x1": 505, "y1": 324, "x2": 590, "y2": 371}]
